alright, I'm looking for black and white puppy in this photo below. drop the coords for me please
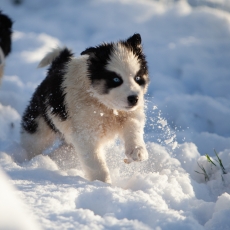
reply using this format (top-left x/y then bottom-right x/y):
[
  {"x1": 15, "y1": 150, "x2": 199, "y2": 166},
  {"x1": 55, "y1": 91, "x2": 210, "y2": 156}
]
[
  {"x1": 21, "y1": 33, "x2": 149, "y2": 183},
  {"x1": 0, "y1": 11, "x2": 13, "y2": 81}
]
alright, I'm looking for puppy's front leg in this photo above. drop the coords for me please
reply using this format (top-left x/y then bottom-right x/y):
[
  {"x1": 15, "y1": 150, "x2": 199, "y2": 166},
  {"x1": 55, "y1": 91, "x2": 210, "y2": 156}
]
[
  {"x1": 122, "y1": 118, "x2": 148, "y2": 164},
  {"x1": 72, "y1": 135, "x2": 111, "y2": 183}
]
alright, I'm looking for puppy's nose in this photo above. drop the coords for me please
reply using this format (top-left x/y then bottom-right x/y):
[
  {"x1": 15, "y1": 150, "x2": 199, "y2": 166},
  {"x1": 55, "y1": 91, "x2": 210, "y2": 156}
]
[{"x1": 127, "y1": 95, "x2": 138, "y2": 106}]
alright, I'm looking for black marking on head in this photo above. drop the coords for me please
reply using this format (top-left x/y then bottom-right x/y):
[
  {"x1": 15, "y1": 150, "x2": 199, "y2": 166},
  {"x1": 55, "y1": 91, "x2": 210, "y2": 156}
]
[
  {"x1": 100, "y1": 71, "x2": 123, "y2": 93},
  {"x1": 81, "y1": 43, "x2": 113, "y2": 62},
  {"x1": 81, "y1": 43, "x2": 124, "y2": 93},
  {"x1": 22, "y1": 48, "x2": 73, "y2": 134},
  {"x1": 121, "y1": 33, "x2": 149, "y2": 85},
  {"x1": 134, "y1": 68, "x2": 149, "y2": 87},
  {"x1": 82, "y1": 34, "x2": 149, "y2": 94},
  {"x1": 80, "y1": 47, "x2": 97, "y2": 56},
  {"x1": 0, "y1": 11, "x2": 13, "y2": 57},
  {"x1": 126, "y1": 33, "x2": 142, "y2": 48}
]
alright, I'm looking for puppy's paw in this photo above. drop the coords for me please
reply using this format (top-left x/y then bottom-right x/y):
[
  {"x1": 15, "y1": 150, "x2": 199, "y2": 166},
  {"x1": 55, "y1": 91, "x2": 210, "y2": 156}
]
[{"x1": 124, "y1": 146, "x2": 148, "y2": 164}]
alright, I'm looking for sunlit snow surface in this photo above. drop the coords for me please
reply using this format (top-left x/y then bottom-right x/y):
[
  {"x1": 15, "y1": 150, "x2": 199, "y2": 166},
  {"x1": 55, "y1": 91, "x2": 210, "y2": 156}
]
[{"x1": 0, "y1": 0, "x2": 230, "y2": 229}]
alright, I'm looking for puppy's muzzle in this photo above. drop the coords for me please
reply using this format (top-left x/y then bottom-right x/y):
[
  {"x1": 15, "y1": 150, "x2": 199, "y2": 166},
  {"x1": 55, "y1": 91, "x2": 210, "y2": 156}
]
[{"x1": 127, "y1": 95, "x2": 138, "y2": 106}]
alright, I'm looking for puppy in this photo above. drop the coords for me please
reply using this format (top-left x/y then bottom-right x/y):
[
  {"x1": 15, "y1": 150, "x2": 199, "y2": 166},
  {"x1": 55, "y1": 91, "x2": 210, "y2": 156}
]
[
  {"x1": 21, "y1": 33, "x2": 149, "y2": 183},
  {"x1": 0, "y1": 11, "x2": 13, "y2": 82}
]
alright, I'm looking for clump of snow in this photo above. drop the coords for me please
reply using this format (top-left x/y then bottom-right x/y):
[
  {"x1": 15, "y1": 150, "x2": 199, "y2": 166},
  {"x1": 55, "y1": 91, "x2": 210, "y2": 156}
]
[
  {"x1": 205, "y1": 193, "x2": 230, "y2": 229},
  {"x1": 0, "y1": 0, "x2": 230, "y2": 229},
  {"x1": 0, "y1": 167, "x2": 42, "y2": 230}
]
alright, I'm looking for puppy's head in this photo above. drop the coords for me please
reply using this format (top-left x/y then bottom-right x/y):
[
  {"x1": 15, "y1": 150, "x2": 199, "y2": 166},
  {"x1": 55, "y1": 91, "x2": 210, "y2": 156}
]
[
  {"x1": 0, "y1": 11, "x2": 13, "y2": 57},
  {"x1": 81, "y1": 33, "x2": 149, "y2": 111}
]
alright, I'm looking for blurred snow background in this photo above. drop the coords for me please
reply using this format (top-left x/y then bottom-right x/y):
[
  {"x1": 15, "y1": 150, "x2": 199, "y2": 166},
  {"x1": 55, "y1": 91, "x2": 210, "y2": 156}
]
[{"x1": 0, "y1": 0, "x2": 230, "y2": 229}]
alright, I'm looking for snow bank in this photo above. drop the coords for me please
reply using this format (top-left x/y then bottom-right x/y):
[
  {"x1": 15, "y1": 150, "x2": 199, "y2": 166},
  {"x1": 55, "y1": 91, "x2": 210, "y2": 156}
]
[
  {"x1": 1, "y1": 140, "x2": 229, "y2": 229},
  {"x1": 0, "y1": 167, "x2": 42, "y2": 230}
]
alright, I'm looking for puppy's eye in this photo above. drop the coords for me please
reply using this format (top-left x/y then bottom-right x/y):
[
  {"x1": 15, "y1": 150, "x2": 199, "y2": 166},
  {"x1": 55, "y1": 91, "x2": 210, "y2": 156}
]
[
  {"x1": 135, "y1": 76, "x2": 141, "y2": 81},
  {"x1": 113, "y1": 77, "x2": 121, "y2": 83},
  {"x1": 107, "y1": 71, "x2": 123, "y2": 89},
  {"x1": 134, "y1": 75, "x2": 145, "y2": 86}
]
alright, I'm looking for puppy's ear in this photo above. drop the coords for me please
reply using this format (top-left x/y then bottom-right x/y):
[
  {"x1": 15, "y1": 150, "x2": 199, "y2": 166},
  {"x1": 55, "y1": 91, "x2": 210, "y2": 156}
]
[
  {"x1": 126, "y1": 33, "x2": 142, "y2": 48},
  {"x1": 81, "y1": 47, "x2": 97, "y2": 56}
]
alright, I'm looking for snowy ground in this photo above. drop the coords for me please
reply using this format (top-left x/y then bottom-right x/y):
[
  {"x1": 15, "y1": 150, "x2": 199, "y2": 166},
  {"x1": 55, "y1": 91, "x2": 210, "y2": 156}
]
[{"x1": 0, "y1": 0, "x2": 230, "y2": 229}]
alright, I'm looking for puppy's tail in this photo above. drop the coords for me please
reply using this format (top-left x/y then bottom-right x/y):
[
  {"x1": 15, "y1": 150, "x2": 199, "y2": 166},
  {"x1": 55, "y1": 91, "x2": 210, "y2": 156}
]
[{"x1": 38, "y1": 47, "x2": 68, "y2": 68}]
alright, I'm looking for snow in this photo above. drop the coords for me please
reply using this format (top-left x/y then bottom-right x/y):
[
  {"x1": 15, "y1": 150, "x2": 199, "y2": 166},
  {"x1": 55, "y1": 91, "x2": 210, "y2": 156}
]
[
  {"x1": 0, "y1": 0, "x2": 230, "y2": 229},
  {"x1": 0, "y1": 167, "x2": 42, "y2": 230}
]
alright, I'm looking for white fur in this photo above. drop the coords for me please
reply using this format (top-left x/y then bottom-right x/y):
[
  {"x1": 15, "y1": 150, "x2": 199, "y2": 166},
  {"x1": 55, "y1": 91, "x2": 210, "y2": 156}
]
[
  {"x1": 38, "y1": 47, "x2": 65, "y2": 68},
  {"x1": 21, "y1": 46, "x2": 148, "y2": 184}
]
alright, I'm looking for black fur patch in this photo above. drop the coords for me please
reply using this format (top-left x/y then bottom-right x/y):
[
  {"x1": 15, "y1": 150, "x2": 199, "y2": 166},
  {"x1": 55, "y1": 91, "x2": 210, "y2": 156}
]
[
  {"x1": 81, "y1": 33, "x2": 149, "y2": 93},
  {"x1": 81, "y1": 43, "x2": 124, "y2": 93},
  {"x1": 121, "y1": 33, "x2": 149, "y2": 81},
  {"x1": 0, "y1": 11, "x2": 13, "y2": 57},
  {"x1": 134, "y1": 68, "x2": 148, "y2": 86},
  {"x1": 81, "y1": 43, "x2": 113, "y2": 81},
  {"x1": 22, "y1": 48, "x2": 73, "y2": 134}
]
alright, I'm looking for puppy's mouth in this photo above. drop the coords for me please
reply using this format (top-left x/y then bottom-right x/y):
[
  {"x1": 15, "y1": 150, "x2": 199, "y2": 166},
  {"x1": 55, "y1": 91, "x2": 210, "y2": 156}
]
[
  {"x1": 117, "y1": 101, "x2": 139, "y2": 111},
  {"x1": 108, "y1": 102, "x2": 137, "y2": 111},
  {"x1": 125, "y1": 102, "x2": 139, "y2": 111},
  {"x1": 124, "y1": 105, "x2": 138, "y2": 111}
]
